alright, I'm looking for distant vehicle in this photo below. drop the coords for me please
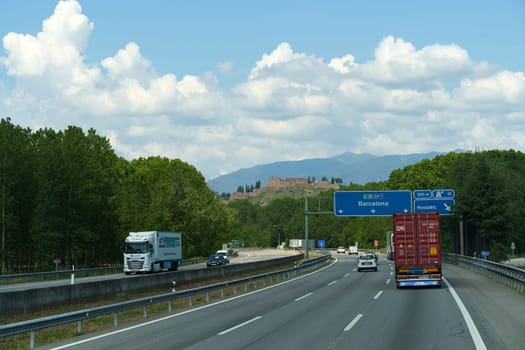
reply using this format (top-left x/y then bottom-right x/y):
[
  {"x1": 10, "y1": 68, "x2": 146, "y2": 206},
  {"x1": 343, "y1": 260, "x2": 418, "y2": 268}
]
[
  {"x1": 207, "y1": 254, "x2": 226, "y2": 267},
  {"x1": 337, "y1": 246, "x2": 346, "y2": 254},
  {"x1": 393, "y1": 212, "x2": 442, "y2": 288},
  {"x1": 289, "y1": 239, "x2": 315, "y2": 250},
  {"x1": 215, "y1": 250, "x2": 230, "y2": 263},
  {"x1": 123, "y1": 231, "x2": 182, "y2": 274},
  {"x1": 357, "y1": 253, "x2": 377, "y2": 272},
  {"x1": 348, "y1": 245, "x2": 358, "y2": 255}
]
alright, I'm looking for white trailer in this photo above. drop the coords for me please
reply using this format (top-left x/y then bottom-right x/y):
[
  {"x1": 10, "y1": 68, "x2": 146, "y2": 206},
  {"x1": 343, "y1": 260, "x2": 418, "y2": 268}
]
[
  {"x1": 289, "y1": 239, "x2": 315, "y2": 250},
  {"x1": 123, "y1": 231, "x2": 182, "y2": 274}
]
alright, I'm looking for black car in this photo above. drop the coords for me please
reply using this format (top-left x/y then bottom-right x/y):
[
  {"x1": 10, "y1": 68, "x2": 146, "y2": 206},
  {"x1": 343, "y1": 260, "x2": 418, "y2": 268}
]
[{"x1": 207, "y1": 254, "x2": 226, "y2": 267}]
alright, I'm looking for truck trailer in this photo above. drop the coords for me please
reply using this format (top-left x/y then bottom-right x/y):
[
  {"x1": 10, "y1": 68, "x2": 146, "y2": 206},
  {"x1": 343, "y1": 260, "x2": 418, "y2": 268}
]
[
  {"x1": 393, "y1": 212, "x2": 441, "y2": 288},
  {"x1": 123, "y1": 231, "x2": 182, "y2": 274},
  {"x1": 289, "y1": 239, "x2": 315, "y2": 250}
]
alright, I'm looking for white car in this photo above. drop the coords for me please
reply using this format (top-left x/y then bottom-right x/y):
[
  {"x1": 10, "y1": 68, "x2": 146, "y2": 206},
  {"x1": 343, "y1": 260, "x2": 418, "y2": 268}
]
[
  {"x1": 337, "y1": 246, "x2": 346, "y2": 254},
  {"x1": 215, "y1": 250, "x2": 230, "y2": 263},
  {"x1": 357, "y1": 253, "x2": 377, "y2": 272}
]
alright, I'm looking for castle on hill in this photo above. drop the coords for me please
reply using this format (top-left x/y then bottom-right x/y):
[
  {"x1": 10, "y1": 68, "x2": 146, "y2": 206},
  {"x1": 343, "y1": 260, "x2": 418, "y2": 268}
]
[{"x1": 228, "y1": 177, "x2": 340, "y2": 201}]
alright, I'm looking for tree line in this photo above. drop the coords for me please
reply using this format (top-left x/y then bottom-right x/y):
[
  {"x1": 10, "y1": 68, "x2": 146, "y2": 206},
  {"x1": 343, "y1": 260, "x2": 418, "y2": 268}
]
[
  {"x1": 0, "y1": 118, "x2": 231, "y2": 273},
  {"x1": 227, "y1": 150, "x2": 525, "y2": 262},
  {"x1": 2, "y1": 117, "x2": 524, "y2": 273}
]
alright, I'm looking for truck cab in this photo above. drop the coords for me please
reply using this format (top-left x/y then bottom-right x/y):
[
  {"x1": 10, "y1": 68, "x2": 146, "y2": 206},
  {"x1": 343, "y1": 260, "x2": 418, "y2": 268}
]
[{"x1": 123, "y1": 231, "x2": 182, "y2": 274}]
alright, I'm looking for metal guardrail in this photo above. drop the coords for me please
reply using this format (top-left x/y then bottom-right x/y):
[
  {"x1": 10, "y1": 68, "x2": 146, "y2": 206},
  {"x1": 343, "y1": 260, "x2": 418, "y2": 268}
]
[
  {"x1": 0, "y1": 258, "x2": 208, "y2": 284},
  {"x1": 443, "y1": 253, "x2": 525, "y2": 295},
  {"x1": 0, "y1": 267, "x2": 122, "y2": 283},
  {"x1": 0, "y1": 253, "x2": 331, "y2": 348}
]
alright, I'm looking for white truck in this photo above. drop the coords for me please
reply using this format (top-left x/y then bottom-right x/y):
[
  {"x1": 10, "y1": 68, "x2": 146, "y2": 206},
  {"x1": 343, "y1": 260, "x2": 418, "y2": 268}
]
[
  {"x1": 289, "y1": 239, "x2": 315, "y2": 250},
  {"x1": 123, "y1": 231, "x2": 182, "y2": 274}
]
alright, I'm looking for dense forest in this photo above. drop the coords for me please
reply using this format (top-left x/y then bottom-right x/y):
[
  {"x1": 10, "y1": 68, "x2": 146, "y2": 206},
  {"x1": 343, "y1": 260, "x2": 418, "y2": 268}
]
[{"x1": 1, "y1": 117, "x2": 525, "y2": 273}]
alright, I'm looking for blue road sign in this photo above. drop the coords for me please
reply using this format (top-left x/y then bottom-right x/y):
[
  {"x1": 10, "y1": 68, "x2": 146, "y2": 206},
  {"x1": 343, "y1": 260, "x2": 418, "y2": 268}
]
[
  {"x1": 413, "y1": 190, "x2": 432, "y2": 199},
  {"x1": 318, "y1": 240, "x2": 325, "y2": 248},
  {"x1": 414, "y1": 199, "x2": 455, "y2": 215},
  {"x1": 334, "y1": 191, "x2": 412, "y2": 217},
  {"x1": 432, "y1": 189, "x2": 455, "y2": 198}
]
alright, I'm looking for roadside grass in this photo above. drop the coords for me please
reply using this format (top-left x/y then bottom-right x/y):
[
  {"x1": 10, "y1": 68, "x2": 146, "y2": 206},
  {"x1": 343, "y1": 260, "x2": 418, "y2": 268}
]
[{"x1": 0, "y1": 259, "x2": 328, "y2": 350}]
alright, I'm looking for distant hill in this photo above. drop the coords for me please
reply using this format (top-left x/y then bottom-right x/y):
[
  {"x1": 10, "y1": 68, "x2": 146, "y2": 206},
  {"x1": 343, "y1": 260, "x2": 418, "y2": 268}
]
[{"x1": 207, "y1": 151, "x2": 445, "y2": 194}]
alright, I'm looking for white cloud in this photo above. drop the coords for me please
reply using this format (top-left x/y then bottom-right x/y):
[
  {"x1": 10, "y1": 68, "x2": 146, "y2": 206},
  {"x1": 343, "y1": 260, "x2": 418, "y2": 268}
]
[
  {"x1": 329, "y1": 54, "x2": 357, "y2": 74},
  {"x1": 249, "y1": 42, "x2": 307, "y2": 80},
  {"x1": 455, "y1": 70, "x2": 525, "y2": 104},
  {"x1": 355, "y1": 36, "x2": 485, "y2": 84},
  {"x1": 1, "y1": 1, "x2": 524, "y2": 182}
]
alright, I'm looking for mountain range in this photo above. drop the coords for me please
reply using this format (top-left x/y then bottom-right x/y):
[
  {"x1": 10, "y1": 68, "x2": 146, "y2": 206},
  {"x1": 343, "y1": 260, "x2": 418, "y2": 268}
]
[{"x1": 207, "y1": 151, "x2": 447, "y2": 194}]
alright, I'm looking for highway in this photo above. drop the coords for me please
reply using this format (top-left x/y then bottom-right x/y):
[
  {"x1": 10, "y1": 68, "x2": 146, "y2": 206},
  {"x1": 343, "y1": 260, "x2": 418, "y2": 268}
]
[{"x1": 36, "y1": 253, "x2": 525, "y2": 350}]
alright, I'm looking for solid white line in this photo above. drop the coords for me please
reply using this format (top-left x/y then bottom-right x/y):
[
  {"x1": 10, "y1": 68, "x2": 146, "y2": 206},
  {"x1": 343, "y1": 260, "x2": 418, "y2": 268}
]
[
  {"x1": 295, "y1": 292, "x2": 313, "y2": 302},
  {"x1": 344, "y1": 314, "x2": 363, "y2": 331},
  {"x1": 373, "y1": 290, "x2": 383, "y2": 300},
  {"x1": 443, "y1": 277, "x2": 487, "y2": 350},
  {"x1": 328, "y1": 280, "x2": 337, "y2": 286},
  {"x1": 218, "y1": 316, "x2": 262, "y2": 335}
]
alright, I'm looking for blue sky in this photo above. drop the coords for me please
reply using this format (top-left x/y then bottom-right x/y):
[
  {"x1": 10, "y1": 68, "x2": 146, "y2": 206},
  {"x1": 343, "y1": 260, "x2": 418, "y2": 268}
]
[{"x1": 1, "y1": 0, "x2": 524, "y2": 180}]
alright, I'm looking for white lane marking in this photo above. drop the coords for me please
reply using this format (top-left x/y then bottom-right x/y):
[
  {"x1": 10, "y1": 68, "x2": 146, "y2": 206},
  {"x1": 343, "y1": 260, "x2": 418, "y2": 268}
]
[
  {"x1": 443, "y1": 277, "x2": 487, "y2": 350},
  {"x1": 49, "y1": 259, "x2": 338, "y2": 349},
  {"x1": 373, "y1": 290, "x2": 383, "y2": 300},
  {"x1": 295, "y1": 292, "x2": 313, "y2": 302},
  {"x1": 344, "y1": 314, "x2": 363, "y2": 331},
  {"x1": 344, "y1": 273, "x2": 350, "y2": 277},
  {"x1": 386, "y1": 278, "x2": 391, "y2": 285},
  {"x1": 218, "y1": 316, "x2": 262, "y2": 335},
  {"x1": 328, "y1": 280, "x2": 337, "y2": 286}
]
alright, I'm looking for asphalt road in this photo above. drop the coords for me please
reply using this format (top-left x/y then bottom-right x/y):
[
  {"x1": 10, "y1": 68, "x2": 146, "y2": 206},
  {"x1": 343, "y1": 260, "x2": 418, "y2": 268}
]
[{"x1": 37, "y1": 253, "x2": 525, "y2": 350}]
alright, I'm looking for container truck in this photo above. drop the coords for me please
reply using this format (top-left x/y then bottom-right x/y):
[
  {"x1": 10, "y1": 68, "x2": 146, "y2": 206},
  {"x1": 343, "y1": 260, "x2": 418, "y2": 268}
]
[
  {"x1": 393, "y1": 212, "x2": 441, "y2": 287},
  {"x1": 123, "y1": 231, "x2": 182, "y2": 274}
]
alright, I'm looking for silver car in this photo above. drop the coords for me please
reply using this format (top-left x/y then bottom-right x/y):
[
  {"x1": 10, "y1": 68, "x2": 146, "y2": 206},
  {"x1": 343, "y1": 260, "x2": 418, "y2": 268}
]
[{"x1": 357, "y1": 253, "x2": 377, "y2": 272}]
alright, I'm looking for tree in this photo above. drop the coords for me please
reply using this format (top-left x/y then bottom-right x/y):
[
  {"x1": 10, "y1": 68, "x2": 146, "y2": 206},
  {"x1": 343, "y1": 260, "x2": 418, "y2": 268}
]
[
  {"x1": 115, "y1": 157, "x2": 232, "y2": 257},
  {"x1": 0, "y1": 118, "x2": 33, "y2": 273}
]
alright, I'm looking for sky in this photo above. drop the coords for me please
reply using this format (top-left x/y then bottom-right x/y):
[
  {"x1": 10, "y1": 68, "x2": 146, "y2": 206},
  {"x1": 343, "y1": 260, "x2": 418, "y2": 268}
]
[{"x1": 0, "y1": 0, "x2": 524, "y2": 181}]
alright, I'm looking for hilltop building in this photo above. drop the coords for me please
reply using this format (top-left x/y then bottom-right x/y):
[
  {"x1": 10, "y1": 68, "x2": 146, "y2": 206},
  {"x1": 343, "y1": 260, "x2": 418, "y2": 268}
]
[{"x1": 228, "y1": 177, "x2": 340, "y2": 201}]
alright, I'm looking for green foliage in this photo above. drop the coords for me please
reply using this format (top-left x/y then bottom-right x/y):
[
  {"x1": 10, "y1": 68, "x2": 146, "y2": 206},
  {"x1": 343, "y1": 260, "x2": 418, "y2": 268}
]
[
  {"x1": 0, "y1": 119, "x2": 234, "y2": 271},
  {"x1": 2, "y1": 116, "x2": 525, "y2": 270},
  {"x1": 229, "y1": 150, "x2": 525, "y2": 262}
]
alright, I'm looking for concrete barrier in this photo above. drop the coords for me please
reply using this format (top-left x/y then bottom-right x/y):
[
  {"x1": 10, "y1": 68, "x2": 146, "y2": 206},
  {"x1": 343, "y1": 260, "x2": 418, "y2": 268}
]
[{"x1": 1, "y1": 254, "x2": 301, "y2": 315}]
